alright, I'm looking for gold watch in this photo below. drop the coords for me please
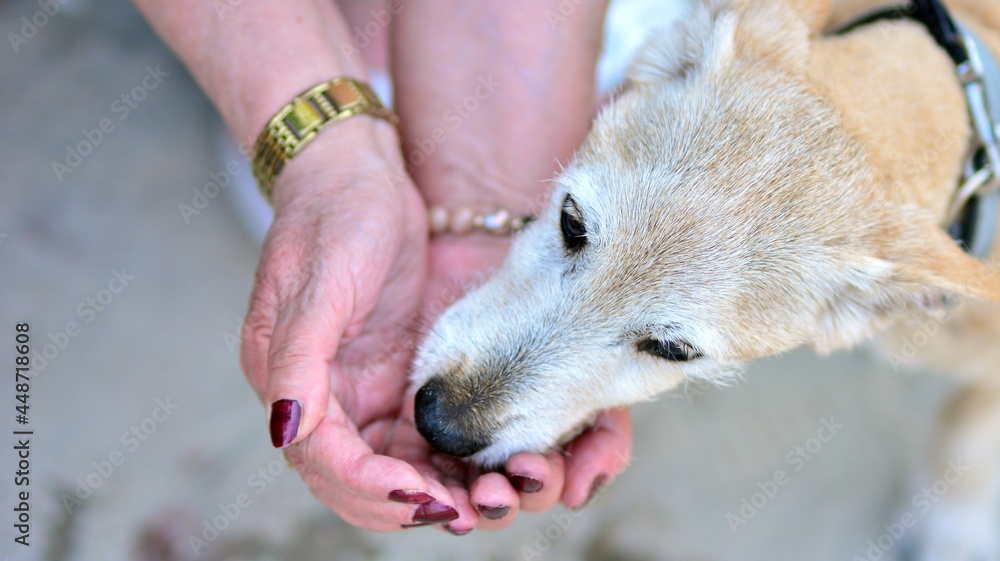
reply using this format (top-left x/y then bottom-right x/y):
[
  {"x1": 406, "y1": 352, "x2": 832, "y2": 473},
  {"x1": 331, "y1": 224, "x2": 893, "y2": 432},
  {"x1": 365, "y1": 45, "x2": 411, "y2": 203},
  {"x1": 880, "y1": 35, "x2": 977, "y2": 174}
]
[{"x1": 251, "y1": 77, "x2": 397, "y2": 204}]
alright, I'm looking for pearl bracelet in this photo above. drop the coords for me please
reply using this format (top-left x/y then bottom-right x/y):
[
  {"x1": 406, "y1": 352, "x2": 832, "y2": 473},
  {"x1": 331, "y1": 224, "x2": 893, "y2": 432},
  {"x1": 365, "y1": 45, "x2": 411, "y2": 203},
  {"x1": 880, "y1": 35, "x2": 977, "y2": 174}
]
[{"x1": 428, "y1": 206, "x2": 533, "y2": 236}]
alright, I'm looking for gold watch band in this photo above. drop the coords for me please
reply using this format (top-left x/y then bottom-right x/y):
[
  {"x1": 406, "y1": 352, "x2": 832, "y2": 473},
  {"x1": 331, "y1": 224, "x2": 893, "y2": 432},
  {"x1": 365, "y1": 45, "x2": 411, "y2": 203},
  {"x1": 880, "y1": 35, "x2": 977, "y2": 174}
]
[{"x1": 251, "y1": 77, "x2": 397, "y2": 204}]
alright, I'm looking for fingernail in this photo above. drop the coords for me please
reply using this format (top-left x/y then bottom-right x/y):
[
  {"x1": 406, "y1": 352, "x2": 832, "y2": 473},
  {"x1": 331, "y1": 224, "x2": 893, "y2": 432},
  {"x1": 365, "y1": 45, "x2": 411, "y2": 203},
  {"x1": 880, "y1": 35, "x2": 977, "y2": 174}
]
[
  {"x1": 401, "y1": 522, "x2": 433, "y2": 529},
  {"x1": 445, "y1": 524, "x2": 472, "y2": 536},
  {"x1": 269, "y1": 399, "x2": 301, "y2": 448},
  {"x1": 509, "y1": 474, "x2": 542, "y2": 493},
  {"x1": 477, "y1": 504, "x2": 510, "y2": 520},
  {"x1": 577, "y1": 474, "x2": 609, "y2": 511},
  {"x1": 413, "y1": 501, "x2": 459, "y2": 524},
  {"x1": 388, "y1": 490, "x2": 435, "y2": 504}
]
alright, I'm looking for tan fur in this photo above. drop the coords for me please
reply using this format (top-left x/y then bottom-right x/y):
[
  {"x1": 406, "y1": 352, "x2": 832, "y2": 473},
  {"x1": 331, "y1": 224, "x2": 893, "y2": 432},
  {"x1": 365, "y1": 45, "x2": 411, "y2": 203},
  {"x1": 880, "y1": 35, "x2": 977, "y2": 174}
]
[
  {"x1": 807, "y1": 0, "x2": 1000, "y2": 528},
  {"x1": 415, "y1": 0, "x2": 1000, "y2": 553}
]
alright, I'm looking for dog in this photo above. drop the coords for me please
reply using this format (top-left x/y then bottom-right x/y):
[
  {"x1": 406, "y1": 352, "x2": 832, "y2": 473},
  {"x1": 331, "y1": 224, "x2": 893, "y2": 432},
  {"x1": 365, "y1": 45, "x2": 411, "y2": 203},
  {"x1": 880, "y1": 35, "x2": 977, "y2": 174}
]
[{"x1": 413, "y1": 0, "x2": 1000, "y2": 557}]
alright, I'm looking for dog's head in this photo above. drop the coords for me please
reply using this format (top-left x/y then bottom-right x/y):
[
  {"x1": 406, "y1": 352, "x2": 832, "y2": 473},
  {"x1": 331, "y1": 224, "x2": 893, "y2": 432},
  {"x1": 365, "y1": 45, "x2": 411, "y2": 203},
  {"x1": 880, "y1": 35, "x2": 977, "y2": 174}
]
[{"x1": 412, "y1": 0, "x2": 1000, "y2": 465}]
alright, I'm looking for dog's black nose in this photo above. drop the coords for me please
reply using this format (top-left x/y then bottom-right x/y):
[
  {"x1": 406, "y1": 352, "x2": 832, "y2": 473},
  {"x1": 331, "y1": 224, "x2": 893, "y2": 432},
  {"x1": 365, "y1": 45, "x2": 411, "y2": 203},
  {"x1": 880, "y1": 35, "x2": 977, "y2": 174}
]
[{"x1": 414, "y1": 380, "x2": 489, "y2": 457}]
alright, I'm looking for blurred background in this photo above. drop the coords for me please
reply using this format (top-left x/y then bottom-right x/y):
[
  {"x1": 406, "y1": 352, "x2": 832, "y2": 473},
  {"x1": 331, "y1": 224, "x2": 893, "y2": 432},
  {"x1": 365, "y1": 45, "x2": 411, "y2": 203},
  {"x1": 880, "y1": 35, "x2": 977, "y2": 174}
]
[{"x1": 0, "y1": 0, "x2": 963, "y2": 559}]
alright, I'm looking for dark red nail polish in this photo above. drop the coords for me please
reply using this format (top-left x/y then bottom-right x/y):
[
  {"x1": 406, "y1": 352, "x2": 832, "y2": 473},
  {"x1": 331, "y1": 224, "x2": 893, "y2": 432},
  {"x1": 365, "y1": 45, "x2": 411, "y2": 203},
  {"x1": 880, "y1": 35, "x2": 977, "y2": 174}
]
[
  {"x1": 578, "y1": 474, "x2": 608, "y2": 510},
  {"x1": 510, "y1": 474, "x2": 542, "y2": 493},
  {"x1": 401, "y1": 522, "x2": 433, "y2": 529},
  {"x1": 445, "y1": 524, "x2": 472, "y2": 536},
  {"x1": 269, "y1": 399, "x2": 301, "y2": 448},
  {"x1": 413, "y1": 501, "x2": 459, "y2": 524},
  {"x1": 388, "y1": 490, "x2": 435, "y2": 504},
  {"x1": 477, "y1": 504, "x2": 510, "y2": 520}
]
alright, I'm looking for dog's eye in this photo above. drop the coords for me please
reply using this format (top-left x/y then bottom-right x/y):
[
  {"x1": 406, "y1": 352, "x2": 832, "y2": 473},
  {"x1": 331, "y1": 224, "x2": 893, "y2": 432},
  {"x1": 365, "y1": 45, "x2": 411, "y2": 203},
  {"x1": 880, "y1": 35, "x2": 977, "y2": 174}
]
[
  {"x1": 636, "y1": 338, "x2": 702, "y2": 361},
  {"x1": 560, "y1": 196, "x2": 587, "y2": 252}
]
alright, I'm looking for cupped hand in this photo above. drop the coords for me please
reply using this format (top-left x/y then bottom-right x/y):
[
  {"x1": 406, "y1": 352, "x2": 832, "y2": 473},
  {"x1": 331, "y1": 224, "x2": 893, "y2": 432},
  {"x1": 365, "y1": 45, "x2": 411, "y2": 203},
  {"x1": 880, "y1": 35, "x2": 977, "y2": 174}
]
[{"x1": 239, "y1": 119, "x2": 476, "y2": 531}]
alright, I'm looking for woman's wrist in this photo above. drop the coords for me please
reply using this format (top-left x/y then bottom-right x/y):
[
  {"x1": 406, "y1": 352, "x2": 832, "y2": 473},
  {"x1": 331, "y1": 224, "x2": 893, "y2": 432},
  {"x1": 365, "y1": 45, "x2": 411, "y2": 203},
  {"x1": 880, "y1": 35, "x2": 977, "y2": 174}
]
[
  {"x1": 268, "y1": 116, "x2": 413, "y2": 211},
  {"x1": 391, "y1": 0, "x2": 608, "y2": 218},
  {"x1": 411, "y1": 157, "x2": 549, "y2": 218},
  {"x1": 225, "y1": 39, "x2": 370, "y2": 151}
]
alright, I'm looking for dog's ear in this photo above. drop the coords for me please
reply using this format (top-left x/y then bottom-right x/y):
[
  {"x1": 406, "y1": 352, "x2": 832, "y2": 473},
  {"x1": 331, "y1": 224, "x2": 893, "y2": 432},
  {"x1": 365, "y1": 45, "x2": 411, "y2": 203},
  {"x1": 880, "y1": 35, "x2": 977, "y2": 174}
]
[
  {"x1": 627, "y1": 0, "x2": 829, "y2": 86},
  {"x1": 734, "y1": 0, "x2": 830, "y2": 73},
  {"x1": 813, "y1": 208, "x2": 1000, "y2": 353},
  {"x1": 626, "y1": 0, "x2": 741, "y2": 86}
]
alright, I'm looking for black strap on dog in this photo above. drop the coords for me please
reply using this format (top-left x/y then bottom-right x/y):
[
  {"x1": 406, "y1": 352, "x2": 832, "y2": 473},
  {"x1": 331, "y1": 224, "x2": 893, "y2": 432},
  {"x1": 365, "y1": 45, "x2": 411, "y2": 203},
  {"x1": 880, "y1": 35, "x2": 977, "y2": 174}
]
[
  {"x1": 833, "y1": 0, "x2": 1000, "y2": 259},
  {"x1": 834, "y1": 0, "x2": 968, "y2": 65}
]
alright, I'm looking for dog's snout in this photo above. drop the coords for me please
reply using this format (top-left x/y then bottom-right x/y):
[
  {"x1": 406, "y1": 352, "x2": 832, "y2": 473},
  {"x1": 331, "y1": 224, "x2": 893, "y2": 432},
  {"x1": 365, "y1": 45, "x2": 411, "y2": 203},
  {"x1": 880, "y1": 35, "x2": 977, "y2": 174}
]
[{"x1": 414, "y1": 379, "x2": 490, "y2": 458}]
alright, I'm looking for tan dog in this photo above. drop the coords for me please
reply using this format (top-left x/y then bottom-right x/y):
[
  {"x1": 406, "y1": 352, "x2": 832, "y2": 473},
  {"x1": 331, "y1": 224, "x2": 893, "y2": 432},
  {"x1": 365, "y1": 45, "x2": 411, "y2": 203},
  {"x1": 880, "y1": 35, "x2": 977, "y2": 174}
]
[{"x1": 414, "y1": 0, "x2": 1000, "y2": 556}]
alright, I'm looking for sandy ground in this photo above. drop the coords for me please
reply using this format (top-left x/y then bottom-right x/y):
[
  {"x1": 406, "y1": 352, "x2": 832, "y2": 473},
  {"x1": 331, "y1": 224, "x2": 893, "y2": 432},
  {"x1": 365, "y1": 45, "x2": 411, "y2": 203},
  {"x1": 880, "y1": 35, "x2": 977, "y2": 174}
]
[{"x1": 0, "y1": 1, "x2": 965, "y2": 560}]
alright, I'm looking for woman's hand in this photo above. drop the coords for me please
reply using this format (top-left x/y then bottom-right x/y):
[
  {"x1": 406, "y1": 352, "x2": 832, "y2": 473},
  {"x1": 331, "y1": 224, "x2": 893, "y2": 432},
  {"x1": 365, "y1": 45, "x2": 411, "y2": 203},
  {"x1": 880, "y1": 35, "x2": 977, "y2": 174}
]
[
  {"x1": 239, "y1": 119, "x2": 474, "y2": 531},
  {"x1": 130, "y1": 0, "x2": 489, "y2": 532}
]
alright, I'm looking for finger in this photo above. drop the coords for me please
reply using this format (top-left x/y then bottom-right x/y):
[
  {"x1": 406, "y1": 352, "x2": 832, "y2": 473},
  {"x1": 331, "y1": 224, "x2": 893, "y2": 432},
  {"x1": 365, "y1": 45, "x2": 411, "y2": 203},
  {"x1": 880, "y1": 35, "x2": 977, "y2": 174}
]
[
  {"x1": 302, "y1": 483, "x2": 434, "y2": 532},
  {"x1": 438, "y1": 474, "x2": 479, "y2": 536},
  {"x1": 299, "y1": 478, "x2": 460, "y2": 532},
  {"x1": 505, "y1": 450, "x2": 565, "y2": 513},
  {"x1": 263, "y1": 286, "x2": 350, "y2": 448},
  {"x1": 299, "y1": 416, "x2": 441, "y2": 504},
  {"x1": 425, "y1": 453, "x2": 482, "y2": 535},
  {"x1": 379, "y1": 418, "x2": 468, "y2": 518},
  {"x1": 390, "y1": 394, "x2": 481, "y2": 533},
  {"x1": 290, "y1": 418, "x2": 461, "y2": 528},
  {"x1": 561, "y1": 408, "x2": 632, "y2": 510},
  {"x1": 469, "y1": 471, "x2": 520, "y2": 530}
]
